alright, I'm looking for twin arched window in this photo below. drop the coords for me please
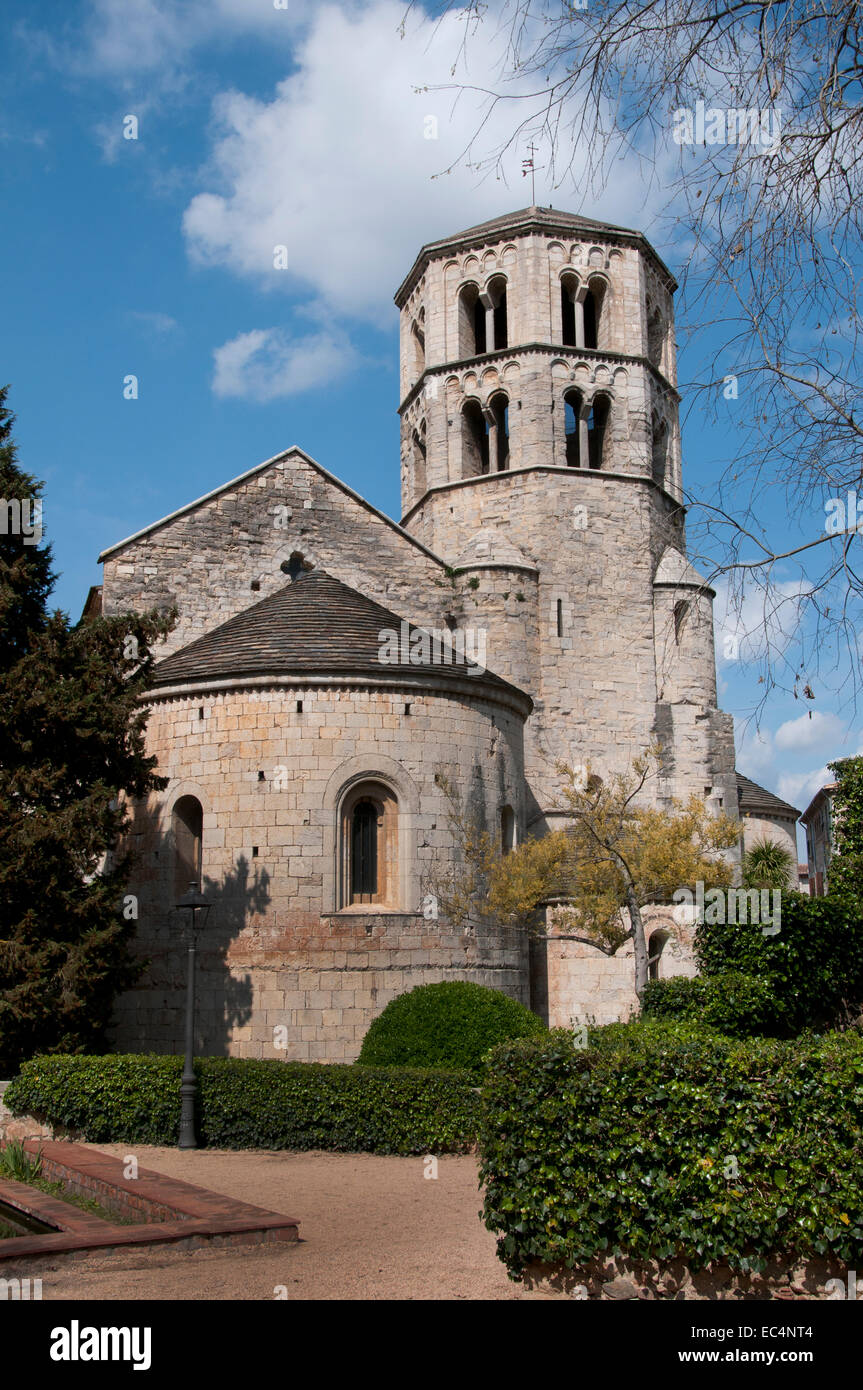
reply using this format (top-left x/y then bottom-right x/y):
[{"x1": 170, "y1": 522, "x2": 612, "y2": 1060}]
[
  {"x1": 564, "y1": 389, "x2": 610, "y2": 469},
  {"x1": 461, "y1": 393, "x2": 510, "y2": 477},
  {"x1": 561, "y1": 274, "x2": 604, "y2": 350},
  {"x1": 458, "y1": 278, "x2": 508, "y2": 358}
]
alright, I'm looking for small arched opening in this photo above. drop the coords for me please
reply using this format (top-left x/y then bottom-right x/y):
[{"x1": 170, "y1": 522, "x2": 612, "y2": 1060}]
[
  {"x1": 412, "y1": 420, "x2": 427, "y2": 496},
  {"x1": 647, "y1": 929, "x2": 671, "y2": 981},
  {"x1": 647, "y1": 306, "x2": 664, "y2": 370},
  {"x1": 487, "y1": 275, "x2": 508, "y2": 351},
  {"x1": 172, "y1": 795, "x2": 203, "y2": 898},
  {"x1": 564, "y1": 388, "x2": 583, "y2": 467},
  {"x1": 652, "y1": 414, "x2": 668, "y2": 487},
  {"x1": 583, "y1": 277, "x2": 606, "y2": 350},
  {"x1": 461, "y1": 399, "x2": 489, "y2": 476},
  {"x1": 488, "y1": 391, "x2": 510, "y2": 471},
  {"x1": 561, "y1": 272, "x2": 579, "y2": 347},
  {"x1": 458, "y1": 283, "x2": 486, "y2": 358},
  {"x1": 587, "y1": 394, "x2": 610, "y2": 469}
]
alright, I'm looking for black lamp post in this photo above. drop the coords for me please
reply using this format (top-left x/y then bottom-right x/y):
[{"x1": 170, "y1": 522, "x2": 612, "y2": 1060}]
[{"x1": 174, "y1": 881, "x2": 211, "y2": 1150}]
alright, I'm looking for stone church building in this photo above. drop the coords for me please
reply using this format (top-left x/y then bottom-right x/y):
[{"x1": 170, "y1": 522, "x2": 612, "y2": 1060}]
[{"x1": 95, "y1": 207, "x2": 781, "y2": 1061}]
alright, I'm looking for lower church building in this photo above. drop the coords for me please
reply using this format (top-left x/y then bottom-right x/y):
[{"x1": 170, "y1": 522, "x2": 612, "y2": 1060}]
[{"x1": 93, "y1": 207, "x2": 791, "y2": 1061}]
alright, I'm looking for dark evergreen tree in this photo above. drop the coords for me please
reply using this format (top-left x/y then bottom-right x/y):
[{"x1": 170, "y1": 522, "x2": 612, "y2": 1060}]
[{"x1": 0, "y1": 386, "x2": 174, "y2": 1071}]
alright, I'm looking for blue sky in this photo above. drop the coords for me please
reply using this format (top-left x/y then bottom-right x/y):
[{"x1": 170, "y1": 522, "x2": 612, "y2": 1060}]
[{"x1": 1, "y1": 0, "x2": 859, "y2": 847}]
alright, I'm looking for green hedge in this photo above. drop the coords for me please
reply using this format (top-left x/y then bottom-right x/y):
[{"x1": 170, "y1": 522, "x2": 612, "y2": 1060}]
[
  {"x1": 357, "y1": 981, "x2": 546, "y2": 1074},
  {"x1": 479, "y1": 1021, "x2": 863, "y2": 1277},
  {"x1": 4, "y1": 1054, "x2": 479, "y2": 1154},
  {"x1": 696, "y1": 891, "x2": 863, "y2": 1031},
  {"x1": 641, "y1": 971, "x2": 781, "y2": 1037}
]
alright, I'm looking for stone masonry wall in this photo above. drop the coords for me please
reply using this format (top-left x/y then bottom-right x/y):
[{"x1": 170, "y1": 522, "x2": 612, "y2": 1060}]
[{"x1": 101, "y1": 449, "x2": 452, "y2": 661}]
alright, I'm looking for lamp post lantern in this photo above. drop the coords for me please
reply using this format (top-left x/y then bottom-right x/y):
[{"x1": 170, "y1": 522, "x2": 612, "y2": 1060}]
[{"x1": 174, "y1": 881, "x2": 211, "y2": 1150}]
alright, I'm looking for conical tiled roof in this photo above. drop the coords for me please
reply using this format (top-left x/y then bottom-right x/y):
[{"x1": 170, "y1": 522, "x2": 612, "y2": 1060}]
[
  {"x1": 737, "y1": 773, "x2": 800, "y2": 820},
  {"x1": 149, "y1": 569, "x2": 529, "y2": 705},
  {"x1": 653, "y1": 545, "x2": 713, "y2": 591}
]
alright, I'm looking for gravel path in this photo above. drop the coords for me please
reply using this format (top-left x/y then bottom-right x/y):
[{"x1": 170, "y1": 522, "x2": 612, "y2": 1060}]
[{"x1": 31, "y1": 1147, "x2": 560, "y2": 1301}]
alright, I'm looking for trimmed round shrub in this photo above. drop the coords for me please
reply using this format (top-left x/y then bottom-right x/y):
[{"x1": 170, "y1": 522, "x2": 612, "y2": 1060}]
[{"x1": 357, "y1": 981, "x2": 546, "y2": 1073}]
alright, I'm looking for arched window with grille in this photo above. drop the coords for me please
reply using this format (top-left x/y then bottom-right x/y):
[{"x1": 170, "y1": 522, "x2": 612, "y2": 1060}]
[
  {"x1": 172, "y1": 795, "x2": 203, "y2": 897},
  {"x1": 341, "y1": 781, "x2": 398, "y2": 908}
]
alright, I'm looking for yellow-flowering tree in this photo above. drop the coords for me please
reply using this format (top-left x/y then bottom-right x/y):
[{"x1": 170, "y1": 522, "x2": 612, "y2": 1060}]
[{"x1": 437, "y1": 749, "x2": 740, "y2": 997}]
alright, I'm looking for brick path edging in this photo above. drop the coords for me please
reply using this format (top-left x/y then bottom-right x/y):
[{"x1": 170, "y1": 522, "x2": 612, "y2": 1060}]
[{"x1": 0, "y1": 1140, "x2": 300, "y2": 1268}]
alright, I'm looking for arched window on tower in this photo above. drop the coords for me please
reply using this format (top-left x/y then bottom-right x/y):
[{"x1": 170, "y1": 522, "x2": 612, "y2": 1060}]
[
  {"x1": 652, "y1": 414, "x2": 668, "y2": 487},
  {"x1": 487, "y1": 275, "x2": 508, "y2": 351},
  {"x1": 488, "y1": 392, "x2": 510, "y2": 471},
  {"x1": 341, "y1": 781, "x2": 398, "y2": 908},
  {"x1": 462, "y1": 399, "x2": 490, "y2": 477},
  {"x1": 647, "y1": 307, "x2": 664, "y2": 370},
  {"x1": 583, "y1": 278, "x2": 606, "y2": 350},
  {"x1": 560, "y1": 273, "x2": 579, "y2": 347},
  {"x1": 172, "y1": 795, "x2": 203, "y2": 897},
  {"x1": 587, "y1": 394, "x2": 610, "y2": 469},
  {"x1": 410, "y1": 314, "x2": 426, "y2": 377},
  {"x1": 458, "y1": 283, "x2": 486, "y2": 358},
  {"x1": 564, "y1": 388, "x2": 583, "y2": 467},
  {"x1": 412, "y1": 420, "x2": 427, "y2": 497}
]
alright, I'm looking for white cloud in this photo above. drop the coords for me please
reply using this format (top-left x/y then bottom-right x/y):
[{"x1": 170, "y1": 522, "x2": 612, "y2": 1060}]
[
  {"x1": 773, "y1": 709, "x2": 845, "y2": 753},
  {"x1": 212, "y1": 326, "x2": 360, "y2": 400},
  {"x1": 776, "y1": 763, "x2": 831, "y2": 813},
  {"x1": 182, "y1": 1, "x2": 670, "y2": 325},
  {"x1": 62, "y1": 0, "x2": 303, "y2": 80}
]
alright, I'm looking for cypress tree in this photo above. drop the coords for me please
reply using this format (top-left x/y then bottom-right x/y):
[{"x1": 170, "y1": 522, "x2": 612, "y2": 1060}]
[{"x1": 0, "y1": 386, "x2": 174, "y2": 1071}]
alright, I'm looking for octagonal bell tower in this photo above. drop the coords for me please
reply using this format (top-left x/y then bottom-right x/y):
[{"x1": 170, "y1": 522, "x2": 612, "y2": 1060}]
[{"x1": 394, "y1": 207, "x2": 737, "y2": 836}]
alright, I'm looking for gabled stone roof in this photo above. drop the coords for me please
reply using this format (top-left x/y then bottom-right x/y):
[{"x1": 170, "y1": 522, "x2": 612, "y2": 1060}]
[
  {"x1": 149, "y1": 568, "x2": 530, "y2": 708},
  {"x1": 737, "y1": 772, "x2": 800, "y2": 820}
]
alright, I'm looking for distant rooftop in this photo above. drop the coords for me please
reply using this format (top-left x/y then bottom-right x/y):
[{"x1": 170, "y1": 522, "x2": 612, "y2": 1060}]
[{"x1": 800, "y1": 782, "x2": 840, "y2": 824}]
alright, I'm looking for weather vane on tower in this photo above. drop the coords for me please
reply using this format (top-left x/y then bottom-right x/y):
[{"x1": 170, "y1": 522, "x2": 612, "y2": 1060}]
[{"x1": 522, "y1": 141, "x2": 544, "y2": 205}]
